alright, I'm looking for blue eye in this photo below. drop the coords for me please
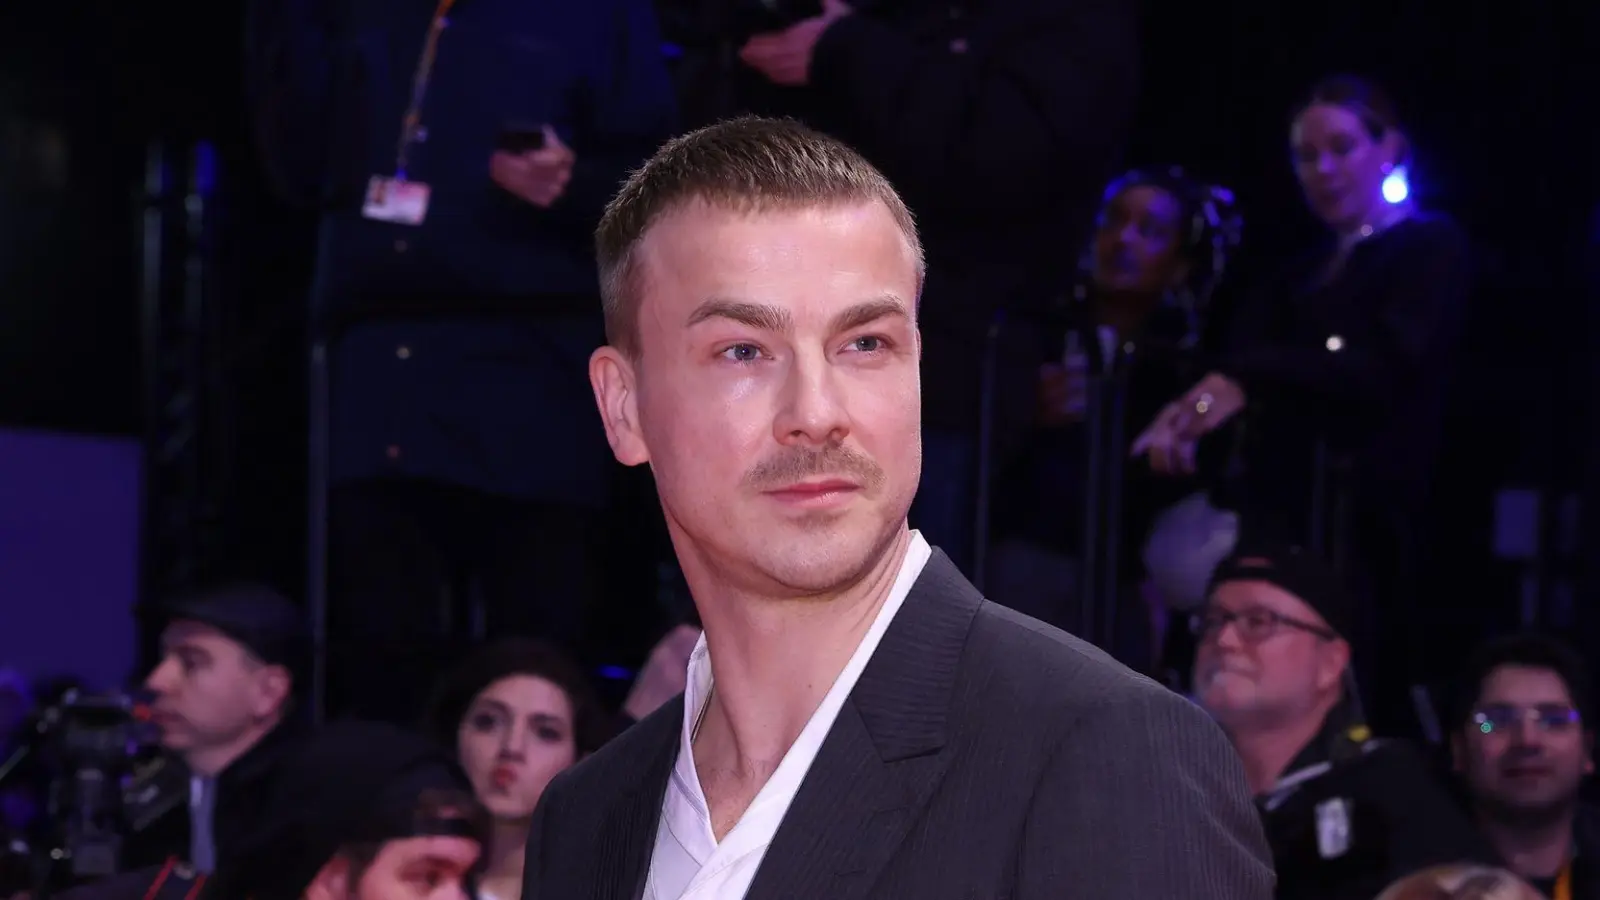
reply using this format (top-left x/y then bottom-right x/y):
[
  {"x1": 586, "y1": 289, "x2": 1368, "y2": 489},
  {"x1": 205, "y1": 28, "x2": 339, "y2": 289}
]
[{"x1": 720, "y1": 344, "x2": 763, "y2": 363}]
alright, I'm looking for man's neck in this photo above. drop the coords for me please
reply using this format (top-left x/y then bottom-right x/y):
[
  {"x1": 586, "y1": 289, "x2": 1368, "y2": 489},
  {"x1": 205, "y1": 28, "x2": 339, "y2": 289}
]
[
  {"x1": 691, "y1": 527, "x2": 913, "y2": 777},
  {"x1": 479, "y1": 818, "x2": 529, "y2": 900},
  {"x1": 1226, "y1": 707, "x2": 1331, "y2": 796},
  {"x1": 186, "y1": 717, "x2": 278, "y2": 779},
  {"x1": 1479, "y1": 807, "x2": 1576, "y2": 880}
]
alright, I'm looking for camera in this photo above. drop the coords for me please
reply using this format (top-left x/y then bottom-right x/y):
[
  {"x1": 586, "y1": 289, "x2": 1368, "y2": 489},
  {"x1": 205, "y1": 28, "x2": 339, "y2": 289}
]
[{"x1": 0, "y1": 690, "x2": 162, "y2": 895}]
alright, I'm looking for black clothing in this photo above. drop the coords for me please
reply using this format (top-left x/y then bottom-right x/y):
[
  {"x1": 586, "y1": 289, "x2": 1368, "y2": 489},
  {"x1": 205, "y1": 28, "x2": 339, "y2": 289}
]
[
  {"x1": 997, "y1": 302, "x2": 1202, "y2": 558},
  {"x1": 204, "y1": 721, "x2": 476, "y2": 900},
  {"x1": 989, "y1": 301, "x2": 1201, "y2": 644},
  {"x1": 1261, "y1": 708, "x2": 1489, "y2": 900},
  {"x1": 1211, "y1": 214, "x2": 1472, "y2": 731},
  {"x1": 121, "y1": 721, "x2": 306, "y2": 873},
  {"x1": 325, "y1": 478, "x2": 602, "y2": 725},
  {"x1": 1216, "y1": 214, "x2": 1471, "y2": 528},
  {"x1": 1494, "y1": 804, "x2": 1600, "y2": 900}
]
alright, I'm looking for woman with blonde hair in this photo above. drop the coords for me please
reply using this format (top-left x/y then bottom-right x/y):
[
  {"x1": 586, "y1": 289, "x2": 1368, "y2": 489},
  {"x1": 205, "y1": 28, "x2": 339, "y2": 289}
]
[{"x1": 1375, "y1": 864, "x2": 1544, "y2": 900}]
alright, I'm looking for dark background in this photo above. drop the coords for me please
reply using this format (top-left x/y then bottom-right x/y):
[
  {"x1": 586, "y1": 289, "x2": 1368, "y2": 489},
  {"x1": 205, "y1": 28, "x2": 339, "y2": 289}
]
[{"x1": 2, "y1": 0, "x2": 1597, "y2": 668}]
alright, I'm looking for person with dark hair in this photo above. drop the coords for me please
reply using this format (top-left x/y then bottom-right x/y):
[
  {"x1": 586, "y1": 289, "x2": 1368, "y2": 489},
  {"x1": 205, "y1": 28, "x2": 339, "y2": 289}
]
[
  {"x1": 122, "y1": 583, "x2": 310, "y2": 874},
  {"x1": 1133, "y1": 74, "x2": 1474, "y2": 731},
  {"x1": 989, "y1": 165, "x2": 1242, "y2": 669},
  {"x1": 1193, "y1": 541, "x2": 1488, "y2": 900},
  {"x1": 424, "y1": 639, "x2": 604, "y2": 900},
  {"x1": 1450, "y1": 634, "x2": 1600, "y2": 898},
  {"x1": 199, "y1": 721, "x2": 488, "y2": 900}
]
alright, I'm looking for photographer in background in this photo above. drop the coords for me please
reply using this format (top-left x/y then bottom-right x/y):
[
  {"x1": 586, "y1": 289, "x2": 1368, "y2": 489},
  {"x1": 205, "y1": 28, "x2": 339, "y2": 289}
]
[
  {"x1": 666, "y1": 0, "x2": 1138, "y2": 573},
  {"x1": 121, "y1": 584, "x2": 308, "y2": 876}
]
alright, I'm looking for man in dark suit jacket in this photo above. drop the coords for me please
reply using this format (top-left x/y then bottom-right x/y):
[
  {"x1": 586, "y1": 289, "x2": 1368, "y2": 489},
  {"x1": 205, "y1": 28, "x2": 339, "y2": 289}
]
[{"x1": 525, "y1": 116, "x2": 1273, "y2": 899}]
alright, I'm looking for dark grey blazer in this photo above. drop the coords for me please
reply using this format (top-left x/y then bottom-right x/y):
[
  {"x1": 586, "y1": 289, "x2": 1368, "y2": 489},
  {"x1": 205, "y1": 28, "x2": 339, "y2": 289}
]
[{"x1": 524, "y1": 550, "x2": 1274, "y2": 898}]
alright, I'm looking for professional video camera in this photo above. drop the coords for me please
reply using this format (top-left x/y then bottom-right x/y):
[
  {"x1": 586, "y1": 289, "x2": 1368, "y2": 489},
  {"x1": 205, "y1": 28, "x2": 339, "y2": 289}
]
[{"x1": 0, "y1": 689, "x2": 166, "y2": 897}]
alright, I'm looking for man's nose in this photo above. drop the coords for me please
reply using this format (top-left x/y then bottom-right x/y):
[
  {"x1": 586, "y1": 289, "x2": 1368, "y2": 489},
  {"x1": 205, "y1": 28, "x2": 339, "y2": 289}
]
[
  {"x1": 1210, "y1": 617, "x2": 1245, "y2": 651},
  {"x1": 773, "y1": 351, "x2": 849, "y2": 445},
  {"x1": 144, "y1": 658, "x2": 177, "y2": 694},
  {"x1": 1509, "y1": 718, "x2": 1544, "y2": 748}
]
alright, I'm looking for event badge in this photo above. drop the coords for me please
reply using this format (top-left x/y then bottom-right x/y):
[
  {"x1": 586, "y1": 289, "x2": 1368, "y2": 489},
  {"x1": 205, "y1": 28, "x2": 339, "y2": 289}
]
[
  {"x1": 1314, "y1": 796, "x2": 1352, "y2": 859},
  {"x1": 362, "y1": 176, "x2": 431, "y2": 226}
]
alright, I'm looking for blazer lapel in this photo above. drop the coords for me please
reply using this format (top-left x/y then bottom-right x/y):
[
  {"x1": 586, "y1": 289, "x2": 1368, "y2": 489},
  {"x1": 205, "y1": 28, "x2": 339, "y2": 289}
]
[
  {"x1": 590, "y1": 699, "x2": 681, "y2": 900},
  {"x1": 744, "y1": 549, "x2": 982, "y2": 900}
]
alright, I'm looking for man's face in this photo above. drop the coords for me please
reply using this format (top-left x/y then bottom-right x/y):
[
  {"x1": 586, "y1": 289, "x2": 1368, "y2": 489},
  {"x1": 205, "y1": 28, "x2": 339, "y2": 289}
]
[
  {"x1": 592, "y1": 199, "x2": 922, "y2": 596},
  {"x1": 311, "y1": 836, "x2": 481, "y2": 900},
  {"x1": 1192, "y1": 580, "x2": 1346, "y2": 729},
  {"x1": 1453, "y1": 664, "x2": 1593, "y2": 824},
  {"x1": 144, "y1": 621, "x2": 278, "y2": 766}
]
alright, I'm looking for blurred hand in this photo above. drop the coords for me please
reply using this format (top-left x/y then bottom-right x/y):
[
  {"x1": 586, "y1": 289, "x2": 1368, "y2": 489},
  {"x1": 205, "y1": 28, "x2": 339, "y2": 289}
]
[
  {"x1": 739, "y1": 0, "x2": 852, "y2": 86},
  {"x1": 1130, "y1": 372, "x2": 1246, "y2": 476},
  {"x1": 490, "y1": 125, "x2": 574, "y2": 208},
  {"x1": 1179, "y1": 373, "x2": 1247, "y2": 435},
  {"x1": 1037, "y1": 355, "x2": 1088, "y2": 426},
  {"x1": 1131, "y1": 402, "x2": 1200, "y2": 476},
  {"x1": 622, "y1": 624, "x2": 700, "y2": 722}
]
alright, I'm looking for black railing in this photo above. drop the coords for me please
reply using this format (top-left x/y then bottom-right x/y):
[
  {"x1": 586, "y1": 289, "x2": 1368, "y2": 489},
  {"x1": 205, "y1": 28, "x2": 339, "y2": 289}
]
[{"x1": 138, "y1": 142, "x2": 224, "y2": 644}]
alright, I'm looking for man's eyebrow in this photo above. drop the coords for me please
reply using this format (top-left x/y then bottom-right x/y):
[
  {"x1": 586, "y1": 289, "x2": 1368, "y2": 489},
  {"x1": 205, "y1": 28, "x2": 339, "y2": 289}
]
[
  {"x1": 828, "y1": 294, "x2": 911, "y2": 334},
  {"x1": 686, "y1": 298, "x2": 791, "y2": 333},
  {"x1": 686, "y1": 294, "x2": 910, "y2": 335}
]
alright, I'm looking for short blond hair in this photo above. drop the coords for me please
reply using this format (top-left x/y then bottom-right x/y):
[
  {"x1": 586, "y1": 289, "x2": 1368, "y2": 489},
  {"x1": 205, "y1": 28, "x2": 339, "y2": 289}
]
[{"x1": 595, "y1": 116, "x2": 923, "y2": 357}]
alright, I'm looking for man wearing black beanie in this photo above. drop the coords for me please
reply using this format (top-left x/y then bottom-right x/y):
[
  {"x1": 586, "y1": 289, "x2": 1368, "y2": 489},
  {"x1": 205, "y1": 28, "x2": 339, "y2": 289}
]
[{"x1": 1192, "y1": 541, "x2": 1489, "y2": 900}]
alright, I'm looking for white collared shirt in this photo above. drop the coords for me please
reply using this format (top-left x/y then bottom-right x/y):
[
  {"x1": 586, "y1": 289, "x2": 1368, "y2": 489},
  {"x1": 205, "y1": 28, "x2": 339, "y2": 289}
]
[{"x1": 642, "y1": 532, "x2": 933, "y2": 900}]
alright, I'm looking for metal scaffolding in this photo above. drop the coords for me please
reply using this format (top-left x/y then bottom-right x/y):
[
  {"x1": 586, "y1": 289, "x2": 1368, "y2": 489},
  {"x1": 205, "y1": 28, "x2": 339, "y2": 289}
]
[{"x1": 138, "y1": 142, "x2": 227, "y2": 624}]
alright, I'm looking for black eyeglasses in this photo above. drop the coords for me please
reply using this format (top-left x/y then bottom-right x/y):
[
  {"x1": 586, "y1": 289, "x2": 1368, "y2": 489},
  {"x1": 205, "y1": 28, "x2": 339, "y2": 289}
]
[
  {"x1": 1470, "y1": 703, "x2": 1581, "y2": 735},
  {"x1": 1190, "y1": 608, "x2": 1337, "y2": 643}
]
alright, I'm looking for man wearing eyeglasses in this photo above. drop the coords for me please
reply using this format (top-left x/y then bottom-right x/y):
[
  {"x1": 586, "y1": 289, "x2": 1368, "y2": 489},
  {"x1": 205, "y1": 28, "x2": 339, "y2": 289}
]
[
  {"x1": 1193, "y1": 542, "x2": 1487, "y2": 899},
  {"x1": 1451, "y1": 634, "x2": 1600, "y2": 899}
]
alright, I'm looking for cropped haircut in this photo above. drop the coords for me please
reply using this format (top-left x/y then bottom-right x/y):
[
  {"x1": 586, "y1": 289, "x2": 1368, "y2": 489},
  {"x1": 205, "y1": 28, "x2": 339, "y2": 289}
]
[
  {"x1": 1450, "y1": 632, "x2": 1594, "y2": 732},
  {"x1": 595, "y1": 116, "x2": 924, "y2": 358}
]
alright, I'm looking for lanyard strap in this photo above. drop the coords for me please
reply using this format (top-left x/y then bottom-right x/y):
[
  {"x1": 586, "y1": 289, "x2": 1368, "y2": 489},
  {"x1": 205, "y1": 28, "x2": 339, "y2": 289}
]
[
  {"x1": 393, "y1": 0, "x2": 457, "y2": 179},
  {"x1": 1555, "y1": 860, "x2": 1573, "y2": 900}
]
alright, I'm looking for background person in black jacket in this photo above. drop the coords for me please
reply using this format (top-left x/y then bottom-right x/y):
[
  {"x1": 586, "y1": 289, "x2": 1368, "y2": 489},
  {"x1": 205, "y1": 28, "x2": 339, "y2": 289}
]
[
  {"x1": 1451, "y1": 634, "x2": 1600, "y2": 899},
  {"x1": 988, "y1": 166, "x2": 1240, "y2": 670},
  {"x1": 1194, "y1": 544, "x2": 1490, "y2": 900},
  {"x1": 123, "y1": 585, "x2": 307, "y2": 876},
  {"x1": 1133, "y1": 75, "x2": 1473, "y2": 731},
  {"x1": 665, "y1": 0, "x2": 1139, "y2": 575},
  {"x1": 247, "y1": 0, "x2": 678, "y2": 723}
]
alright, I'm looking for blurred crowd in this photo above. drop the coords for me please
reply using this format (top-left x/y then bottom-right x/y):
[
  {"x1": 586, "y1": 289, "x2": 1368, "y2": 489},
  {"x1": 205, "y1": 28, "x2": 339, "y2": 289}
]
[{"x1": 1, "y1": 0, "x2": 1591, "y2": 898}]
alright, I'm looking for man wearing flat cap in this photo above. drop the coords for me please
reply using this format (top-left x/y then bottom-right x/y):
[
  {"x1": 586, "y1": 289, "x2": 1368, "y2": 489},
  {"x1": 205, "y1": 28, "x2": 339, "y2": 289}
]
[
  {"x1": 1192, "y1": 541, "x2": 1489, "y2": 899},
  {"x1": 123, "y1": 583, "x2": 309, "y2": 874},
  {"x1": 200, "y1": 721, "x2": 487, "y2": 900}
]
